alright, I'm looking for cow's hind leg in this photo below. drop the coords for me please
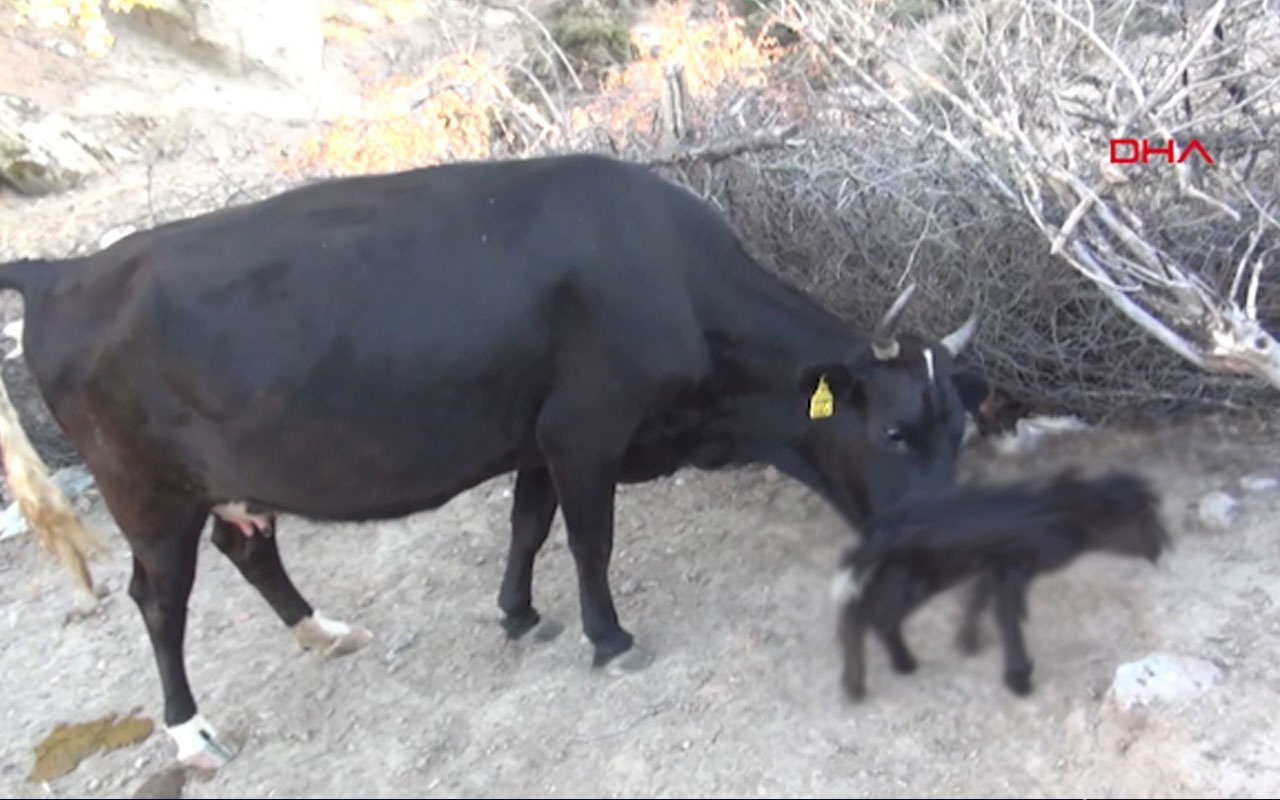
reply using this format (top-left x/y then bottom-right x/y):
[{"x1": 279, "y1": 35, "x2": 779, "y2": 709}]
[
  {"x1": 118, "y1": 500, "x2": 237, "y2": 769},
  {"x1": 497, "y1": 466, "x2": 565, "y2": 643},
  {"x1": 210, "y1": 518, "x2": 372, "y2": 658},
  {"x1": 537, "y1": 397, "x2": 652, "y2": 676}
]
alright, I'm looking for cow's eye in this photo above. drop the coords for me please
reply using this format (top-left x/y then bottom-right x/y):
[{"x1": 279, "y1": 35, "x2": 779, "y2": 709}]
[{"x1": 884, "y1": 427, "x2": 906, "y2": 444}]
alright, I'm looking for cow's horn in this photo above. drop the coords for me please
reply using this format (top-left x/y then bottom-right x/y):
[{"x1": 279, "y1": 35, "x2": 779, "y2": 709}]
[
  {"x1": 872, "y1": 282, "x2": 916, "y2": 361},
  {"x1": 940, "y1": 311, "x2": 979, "y2": 356}
]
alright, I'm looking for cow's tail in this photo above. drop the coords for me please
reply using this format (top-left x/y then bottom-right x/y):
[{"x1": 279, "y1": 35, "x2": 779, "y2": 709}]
[{"x1": 0, "y1": 259, "x2": 101, "y2": 593}]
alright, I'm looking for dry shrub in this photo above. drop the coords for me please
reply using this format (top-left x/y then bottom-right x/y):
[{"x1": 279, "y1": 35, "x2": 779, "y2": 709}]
[
  {"x1": 284, "y1": 0, "x2": 798, "y2": 174},
  {"x1": 286, "y1": 52, "x2": 539, "y2": 176},
  {"x1": 566, "y1": 0, "x2": 789, "y2": 145},
  {"x1": 285, "y1": 0, "x2": 1280, "y2": 422},
  {"x1": 682, "y1": 0, "x2": 1280, "y2": 421}
]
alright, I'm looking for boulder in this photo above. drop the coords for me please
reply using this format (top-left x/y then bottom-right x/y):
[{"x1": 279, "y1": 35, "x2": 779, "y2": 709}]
[
  {"x1": 131, "y1": 0, "x2": 324, "y2": 89},
  {"x1": 0, "y1": 93, "x2": 105, "y2": 197}
]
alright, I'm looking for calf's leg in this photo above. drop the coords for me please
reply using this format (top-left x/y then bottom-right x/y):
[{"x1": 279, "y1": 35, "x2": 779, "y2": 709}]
[
  {"x1": 837, "y1": 596, "x2": 873, "y2": 700},
  {"x1": 956, "y1": 572, "x2": 994, "y2": 655},
  {"x1": 871, "y1": 570, "x2": 918, "y2": 674},
  {"x1": 210, "y1": 518, "x2": 371, "y2": 657},
  {"x1": 992, "y1": 569, "x2": 1034, "y2": 695},
  {"x1": 496, "y1": 466, "x2": 564, "y2": 643}
]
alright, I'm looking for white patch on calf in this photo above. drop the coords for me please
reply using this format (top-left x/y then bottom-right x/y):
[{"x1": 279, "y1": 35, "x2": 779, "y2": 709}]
[
  {"x1": 167, "y1": 713, "x2": 235, "y2": 768},
  {"x1": 923, "y1": 347, "x2": 935, "y2": 384},
  {"x1": 830, "y1": 565, "x2": 861, "y2": 609}
]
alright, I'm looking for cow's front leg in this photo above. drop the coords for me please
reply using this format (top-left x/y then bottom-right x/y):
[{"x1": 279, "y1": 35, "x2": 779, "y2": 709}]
[
  {"x1": 210, "y1": 518, "x2": 372, "y2": 658},
  {"x1": 551, "y1": 458, "x2": 652, "y2": 674}
]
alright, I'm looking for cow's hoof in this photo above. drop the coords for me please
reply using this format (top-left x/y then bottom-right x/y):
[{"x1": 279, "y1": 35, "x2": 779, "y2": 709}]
[
  {"x1": 168, "y1": 714, "x2": 236, "y2": 771},
  {"x1": 292, "y1": 611, "x2": 373, "y2": 658},
  {"x1": 518, "y1": 616, "x2": 565, "y2": 644},
  {"x1": 604, "y1": 644, "x2": 655, "y2": 676}
]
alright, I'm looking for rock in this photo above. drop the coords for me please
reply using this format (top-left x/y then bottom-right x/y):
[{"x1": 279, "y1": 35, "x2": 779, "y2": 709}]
[
  {"x1": 1239, "y1": 473, "x2": 1279, "y2": 493},
  {"x1": 1110, "y1": 652, "x2": 1223, "y2": 711},
  {"x1": 0, "y1": 93, "x2": 106, "y2": 196},
  {"x1": 133, "y1": 0, "x2": 324, "y2": 89},
  {"x1": 1197, "y1": 490, "x2": 1241, "y2": 528}
]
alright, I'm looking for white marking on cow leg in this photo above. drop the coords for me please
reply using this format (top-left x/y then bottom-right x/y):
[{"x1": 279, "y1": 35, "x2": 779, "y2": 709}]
[
  {"x1": 291, "y1": 610, "x2": 373, "y2": 658},
  {"x1": 923, "y1": 347, "x2": 935, "y2": 384},
  {"x1": 167, "y1": 713, "x2": 236, "y2": 769},
  {"x1": 830, "y1": 565, "x2": 861, "y2": 609}
]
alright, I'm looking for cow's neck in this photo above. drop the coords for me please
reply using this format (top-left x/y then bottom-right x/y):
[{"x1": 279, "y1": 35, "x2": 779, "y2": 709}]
[
  {"x1": 703, "y1": 260, "x2": 860, "y2": 392},
  {"x1": 698, "y1": 264, "x2": 869, "y2": 518}
]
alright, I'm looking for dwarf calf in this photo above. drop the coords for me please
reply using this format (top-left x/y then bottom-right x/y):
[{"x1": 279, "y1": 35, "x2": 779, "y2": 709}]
[{"x1": 831, "y1": 468, "x2": 1170, "y2": 700}]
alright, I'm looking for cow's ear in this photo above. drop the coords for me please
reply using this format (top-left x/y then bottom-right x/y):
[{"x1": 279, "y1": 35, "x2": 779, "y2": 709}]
[
  {"x1": 797, "y1": 362, "x2": 855, "y2": 420},
  {"x1": 950, "y1": 369, "x2": 989, "y2": 417},
  {"x1": 796, "y1": 362, "x2": 854, "y2": 397}
]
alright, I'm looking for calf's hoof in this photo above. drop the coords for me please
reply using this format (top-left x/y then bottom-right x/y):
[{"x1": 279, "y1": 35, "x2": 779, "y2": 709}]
[
  {"x1": 956, "y1": 627, "x2": 982, "y2": 656},
  {"x1": 889, "y1": 653, "x2": 918, "y2": 675},
  {"x1": 841, "y1": 673, "x2": 867, "y2": 702},
  {"x1": 1003, "y1": 668, "x2": 1033, "y2": 697},
  {"x1": 168, "y1": 714, "x2": 236, "y2": 771},
  {"x1": 292, "y1": 611, "x2": 373, "y2": 658}
]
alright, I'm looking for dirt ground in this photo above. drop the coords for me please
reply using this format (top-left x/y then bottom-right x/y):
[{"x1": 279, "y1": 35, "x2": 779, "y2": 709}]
[{"x1": 1, "y1": 4, "x2": 1279, "y2": 799}]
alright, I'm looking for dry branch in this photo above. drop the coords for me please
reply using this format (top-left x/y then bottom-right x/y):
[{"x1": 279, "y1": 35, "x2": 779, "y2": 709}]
[
  {"x1": 645, "y1": 123, "x2": 801, "y2": 166},
  {"x1": 782, "y1": 0, "x2": 1280, "y2": 397}
]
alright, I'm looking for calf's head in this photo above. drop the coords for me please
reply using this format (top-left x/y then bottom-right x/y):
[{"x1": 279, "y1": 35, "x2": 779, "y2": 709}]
[{"x1": 796, "y1": 284, "x2": 988, "y2": 522}]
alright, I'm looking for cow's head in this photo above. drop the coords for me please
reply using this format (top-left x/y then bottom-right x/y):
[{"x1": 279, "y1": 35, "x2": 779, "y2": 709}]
[{"x1": 796, "y1": 284, "x2": 988, "y2": 522}]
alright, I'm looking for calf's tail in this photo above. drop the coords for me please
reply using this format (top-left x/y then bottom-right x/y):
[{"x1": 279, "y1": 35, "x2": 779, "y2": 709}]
[{"x1": 0, "y1": 259, "x2": 101, "y2": 593}]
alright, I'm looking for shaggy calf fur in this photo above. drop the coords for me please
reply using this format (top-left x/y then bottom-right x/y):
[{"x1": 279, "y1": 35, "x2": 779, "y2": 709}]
[{"x1": 832, "y1": 468, "x2": 1170, "y2": 700}]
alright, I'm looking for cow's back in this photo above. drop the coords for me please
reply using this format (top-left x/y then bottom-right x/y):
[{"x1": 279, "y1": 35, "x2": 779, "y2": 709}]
[{"x1": 21, "y1": 155, "x2": 729, "y2": 517}]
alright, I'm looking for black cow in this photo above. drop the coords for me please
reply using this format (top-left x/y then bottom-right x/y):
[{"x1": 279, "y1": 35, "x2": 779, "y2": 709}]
[{"x1": 0, "y1": 153, "x2": 985, "y2": 768}]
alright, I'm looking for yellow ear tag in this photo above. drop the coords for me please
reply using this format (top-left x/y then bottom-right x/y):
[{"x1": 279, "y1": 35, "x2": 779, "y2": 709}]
[{"x1": 809, "y1": 375, "x2": 834, "y2": 420}]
